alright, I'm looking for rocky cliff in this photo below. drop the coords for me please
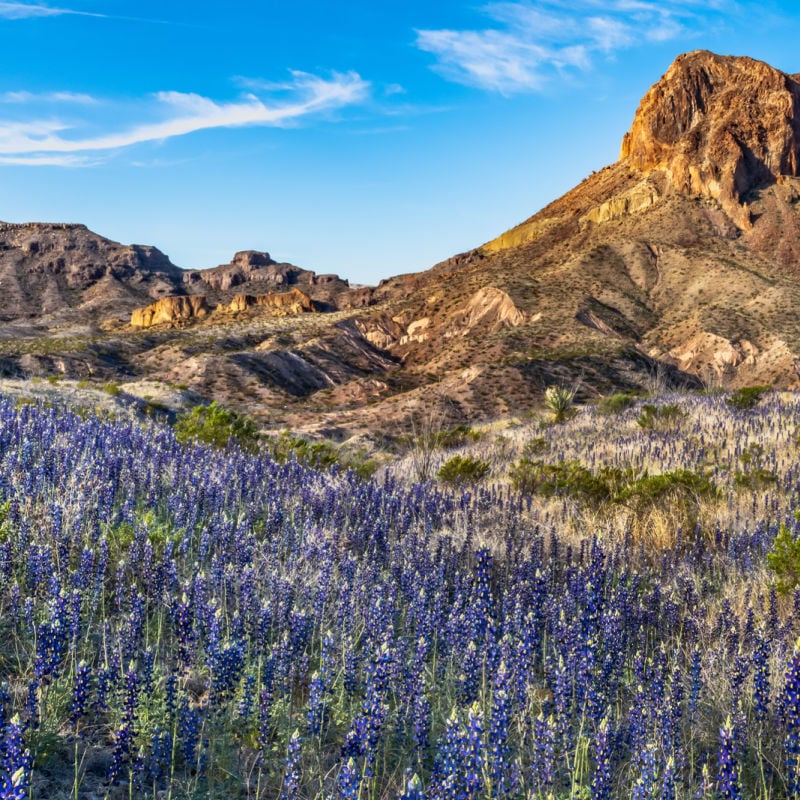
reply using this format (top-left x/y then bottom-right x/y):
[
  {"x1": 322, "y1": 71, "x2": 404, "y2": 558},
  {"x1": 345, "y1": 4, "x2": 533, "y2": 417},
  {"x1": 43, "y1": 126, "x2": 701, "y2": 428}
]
[
  {"x1": 131, "y1": 295, "x2": 210, "y2": 328},
  {"x1": 620, "y1": 50, "x2": 800, "y2": 229}
]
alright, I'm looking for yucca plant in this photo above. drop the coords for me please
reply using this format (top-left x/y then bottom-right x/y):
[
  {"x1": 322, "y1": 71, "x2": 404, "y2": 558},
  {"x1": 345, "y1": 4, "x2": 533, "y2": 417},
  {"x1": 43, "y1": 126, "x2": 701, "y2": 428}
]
[{"x1": 544, "y1": 385, "x2": 576, "y2": 423}]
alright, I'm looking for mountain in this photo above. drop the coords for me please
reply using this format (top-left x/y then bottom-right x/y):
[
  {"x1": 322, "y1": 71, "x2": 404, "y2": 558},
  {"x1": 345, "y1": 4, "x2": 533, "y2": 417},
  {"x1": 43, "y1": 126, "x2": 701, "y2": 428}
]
[{"x1": 4, "y1": 50, "x2": 800, "y2": 436}]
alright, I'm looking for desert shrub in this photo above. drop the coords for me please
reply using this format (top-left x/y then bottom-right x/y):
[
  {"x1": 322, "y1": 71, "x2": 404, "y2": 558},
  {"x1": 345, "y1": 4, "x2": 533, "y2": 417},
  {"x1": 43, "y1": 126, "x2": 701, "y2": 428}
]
[
  {"x1": 437, "y1": 455, "x2": 490, "y2": 485},
  {"x1": 726, "y1": 385, "x2": 771, "y2": 411},
  {"x1": 616, "y1": 469, "x2": 717, "y2": 509},
  {"x1": 102, "y1": 382, "x2": 121, "y2": 397},
  {"x1": 174, "y1": 401, "x2": 260, "y2": 452},
  {"x1": 636, "y1": 403, "x2": 685, "y2": 430},
  {"x1": 438, "y1": 425, "x2": 481, "y2": 448},
  {"x1": 544, "y1": 385, "x2": 576, "y2": 423},
  {"x1": 509, "y1": 458, "x2": 621, "y2": 504},
  {"x1": 509, "y1": 459, "x2": 715, "y2": 526},
  {"x1": 767, "y1": 519, "x2": 800, "y2": 594},
  {"x1": 509, "y1": 457, "x2": 539, "y2": 494},
  {"x1": 523, "y1": 437, "x2": 549, "y2": 457},
  {"x1": 270, "y1": 432, "x2": 338, "y2": 470},
  {"x1": 597, "y1": 392, "x2": 636, "y2": 415},
  {"x1": 338, "y1": 447, "x2": 380, "y2": 480},
  {"x1": 734, "y1": 468, "x2": 777, "y2": 489}
]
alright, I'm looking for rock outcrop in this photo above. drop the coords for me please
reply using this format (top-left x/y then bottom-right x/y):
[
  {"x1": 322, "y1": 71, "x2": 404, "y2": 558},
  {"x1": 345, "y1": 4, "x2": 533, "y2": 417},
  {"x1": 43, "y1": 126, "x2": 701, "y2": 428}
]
[
  {"x1": 225, "y1": 288, "x2": 316, "y2": 314},
  {"x1": 620, "y1": 50, "x2": 800, "y2": 228},
  {"x1": 187, "y1": 250, "x2": 327, "y2": 292},
  {"x1": 447, "y1": 287, "x2": 526, "y2": 336},
  {"x1": 131, "y1": 295, "x2": 210, "y2": 328},
  {"x1": 580, "y1": 179, "x2": 661, "y2": 227}
]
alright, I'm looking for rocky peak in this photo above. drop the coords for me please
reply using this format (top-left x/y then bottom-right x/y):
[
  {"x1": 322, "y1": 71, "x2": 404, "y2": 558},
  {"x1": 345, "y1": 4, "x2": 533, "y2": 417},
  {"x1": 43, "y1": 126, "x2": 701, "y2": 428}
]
[
  {"x1": 231, "y1": 250, "x2": 274, "y2": 269},
  {"x1": 621, "y1": 50, "x2": 800, "y2": 228}
]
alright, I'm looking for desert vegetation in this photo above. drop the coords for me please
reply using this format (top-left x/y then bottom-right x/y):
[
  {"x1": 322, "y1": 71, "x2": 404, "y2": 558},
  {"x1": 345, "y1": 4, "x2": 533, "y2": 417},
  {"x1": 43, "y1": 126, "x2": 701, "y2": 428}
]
[{"x1": 0, "y1": 387, "x2": 798, "y2": 799}]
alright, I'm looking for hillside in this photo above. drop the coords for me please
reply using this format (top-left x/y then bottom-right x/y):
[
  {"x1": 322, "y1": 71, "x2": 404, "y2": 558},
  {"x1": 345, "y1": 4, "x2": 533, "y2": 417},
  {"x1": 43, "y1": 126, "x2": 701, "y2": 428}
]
[
  {"x1": 0, "y1": 385, "x2": 796, "y2": 797},
  {"x1": 7, "y1": 50, "x2": 800, "y2": 436}
]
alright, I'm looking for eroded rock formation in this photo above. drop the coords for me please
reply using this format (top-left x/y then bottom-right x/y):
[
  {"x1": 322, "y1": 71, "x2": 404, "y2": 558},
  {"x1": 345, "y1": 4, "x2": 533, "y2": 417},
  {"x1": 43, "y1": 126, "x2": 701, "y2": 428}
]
[
  {"x1": 131, "y1": 296, "x2": 210, "y2": 328},
  {"x1": 226, "y1": 288, "x2": 316, "y2": 314}
]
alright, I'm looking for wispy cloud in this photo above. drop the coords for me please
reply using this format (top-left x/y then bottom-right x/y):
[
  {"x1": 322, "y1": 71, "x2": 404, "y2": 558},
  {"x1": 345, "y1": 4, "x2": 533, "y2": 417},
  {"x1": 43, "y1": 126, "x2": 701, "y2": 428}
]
[
  {"x1": 0, "y1": 2, "x2": 190, "y2": 25},
  {"x1": 416, "y1": 0, "x2": 745, "y2": 93},
  {"x1": 0, "y1": 2, "x2": 104, "y2": 19},
  {"x1": 0, "y1": 70, "x2": 370, "y2": 165},
  {"x1": 0, "y1": 90, "x2": 97, "y2": 104}
]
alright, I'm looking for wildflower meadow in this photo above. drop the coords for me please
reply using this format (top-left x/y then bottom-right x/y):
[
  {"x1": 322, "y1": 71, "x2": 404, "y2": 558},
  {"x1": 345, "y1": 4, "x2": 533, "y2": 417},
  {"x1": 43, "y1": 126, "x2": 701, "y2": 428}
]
[{"x1": 0, "y1": 390, "x2": 798, "y2": 798}]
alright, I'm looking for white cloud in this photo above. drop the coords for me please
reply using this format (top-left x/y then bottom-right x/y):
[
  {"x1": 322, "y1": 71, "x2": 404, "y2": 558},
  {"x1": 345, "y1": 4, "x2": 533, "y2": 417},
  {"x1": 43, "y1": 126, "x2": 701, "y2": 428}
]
[
  {"x1": 0, "y1": 153, "x2": 97, "y2": 165},
  {"x1": 0, "y1": 70, "x2": 370, "y2": 164},
  {"x1": 0, "y1": 90, "x2": 97, "y2": 104},
  {"x1": 416, "y1": 0, "x2": 744, "y2": 93},
  {"x1": 0, "y1": 2, "x2": 104, "y2": 19}
]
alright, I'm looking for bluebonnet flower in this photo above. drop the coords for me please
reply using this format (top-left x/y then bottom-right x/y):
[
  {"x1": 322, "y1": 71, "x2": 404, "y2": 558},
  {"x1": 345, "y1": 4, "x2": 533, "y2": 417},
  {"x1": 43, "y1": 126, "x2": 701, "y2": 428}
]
[
  {"x1": 591, "y1": 717, "x2": 612, "y2": 800},
  {"x1": 753, "y1": 632, "x2": 770, "y2": 724},
  {"x1": 399, "y1": 771, "x2": 425, "y2": 800},
  {"x1": 531, "y1": 713, "x2": 555, "y2": 797},
  {"x1": 279, "y1": 729, "x2": 302, "y2": 800},
  {"x1": 632, "y1": 742, "x2": 657, "y2": 800},
  {"x1": 106, "y1": 664, "x2": 139, "y2": 785},
  {"x1": 70, "y1": 660, "x2": 91, "y2": 732},
  {"x1": 0, "y1": 716, "x2": 31, "y2": 800},
  {"x1": 489, "y1": 660, "x2": 513, "y2": 796},
  {"x1": 717, "y1": 717, "x2": 742, "y2": 800},
  {"x1": 783, "y1": 640, "x2": 800, "y2": 796},
  {"x1": 338, "y1": 757, "x2": 360, "y2": 799},
  {"x1": 146, "y1": 726, "x2": 172, "y2": 786}
]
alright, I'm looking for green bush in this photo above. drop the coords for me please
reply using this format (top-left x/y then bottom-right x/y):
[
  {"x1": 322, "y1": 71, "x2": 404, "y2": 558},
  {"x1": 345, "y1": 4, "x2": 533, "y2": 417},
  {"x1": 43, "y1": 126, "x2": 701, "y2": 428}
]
[
  {"x1": 338, "y1": 447, "x2": 380, "y2": 480},
  {"x1": 615, "y1": 469, "x2": 717, "y2": 509},
  {"x1": 767, "y1": 519, "x2": 800, "y2": 594},
  {"x1": 522, "y1": 437, "x2": 549, "y2": 457},
  {"x1": 438, "y1": 425, "x2": 482, "y2": 449},
  {"x1": 597, "y1": 393, "x2": 636, "y2": 415},
  {"x1": 509, "y1": 457, "x2": 539, "y2": 494},
  {"x1": 174, "y1": 402, "x2": 260, "y2": 452},
  {"x1": 509, "y1": 458, "x2": 716, "y2": 523},
  {"x1": 437, "y1": 456, "x2": 490, "y2": 485},
  {"x1": 734, "y1": 468, "x2": 777, "y2": 489},
  {"x1": 636, "y1": 403, "x2": 685, "y2": 430},
  {"x1": 508, "y1": 458, "x2": 632, "y2": 504},
  {"x1": 726, "y1": 385, "x2": 771, "y2": 412},
  {"x1": 102, "y1": 382, "x2": 122, "y2": 397},
  {"x1": 269, "y1": 432, "x2": 339, "y2": 470}
]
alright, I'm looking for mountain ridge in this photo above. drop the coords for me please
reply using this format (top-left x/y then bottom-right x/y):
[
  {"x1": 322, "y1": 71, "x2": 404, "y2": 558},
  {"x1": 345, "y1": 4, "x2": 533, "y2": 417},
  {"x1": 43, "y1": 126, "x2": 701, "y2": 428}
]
[{"x1": 5, "y1": 50, "x2": 800, "y2": 435}]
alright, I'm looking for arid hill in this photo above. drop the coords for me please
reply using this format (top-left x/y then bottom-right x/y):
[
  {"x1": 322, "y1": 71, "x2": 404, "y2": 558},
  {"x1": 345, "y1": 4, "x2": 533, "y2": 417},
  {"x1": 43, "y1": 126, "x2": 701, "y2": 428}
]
[{"x1": 5, "y1": 50, "x2": 800, "y2": 436}]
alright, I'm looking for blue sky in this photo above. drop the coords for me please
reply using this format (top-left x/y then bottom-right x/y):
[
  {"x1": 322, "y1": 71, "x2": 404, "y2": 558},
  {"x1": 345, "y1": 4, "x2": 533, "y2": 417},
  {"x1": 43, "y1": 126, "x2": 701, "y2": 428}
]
[{"x1": 0, "y1": 1, "x2": 797, "y2": 283}]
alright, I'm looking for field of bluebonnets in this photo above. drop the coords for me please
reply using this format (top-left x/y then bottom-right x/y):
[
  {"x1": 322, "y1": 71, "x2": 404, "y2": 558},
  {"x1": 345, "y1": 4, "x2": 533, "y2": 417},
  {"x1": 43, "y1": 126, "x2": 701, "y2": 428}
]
[{"x1": 2, "y1": 387, "x2": 800, "y2": 799}]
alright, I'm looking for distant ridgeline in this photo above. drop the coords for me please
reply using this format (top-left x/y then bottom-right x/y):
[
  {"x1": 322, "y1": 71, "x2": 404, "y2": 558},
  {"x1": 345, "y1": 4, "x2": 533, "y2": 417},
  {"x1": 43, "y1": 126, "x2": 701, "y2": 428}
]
[{"x1": 0, "y1": 222, "x2": 88, "y2": 232}]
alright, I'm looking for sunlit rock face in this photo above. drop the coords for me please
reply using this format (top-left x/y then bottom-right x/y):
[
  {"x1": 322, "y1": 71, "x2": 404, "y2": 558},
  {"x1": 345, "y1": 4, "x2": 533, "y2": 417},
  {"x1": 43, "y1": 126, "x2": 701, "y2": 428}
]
[{"x1": 621, "y1": 50, "x2": 800, "y2": 229}]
